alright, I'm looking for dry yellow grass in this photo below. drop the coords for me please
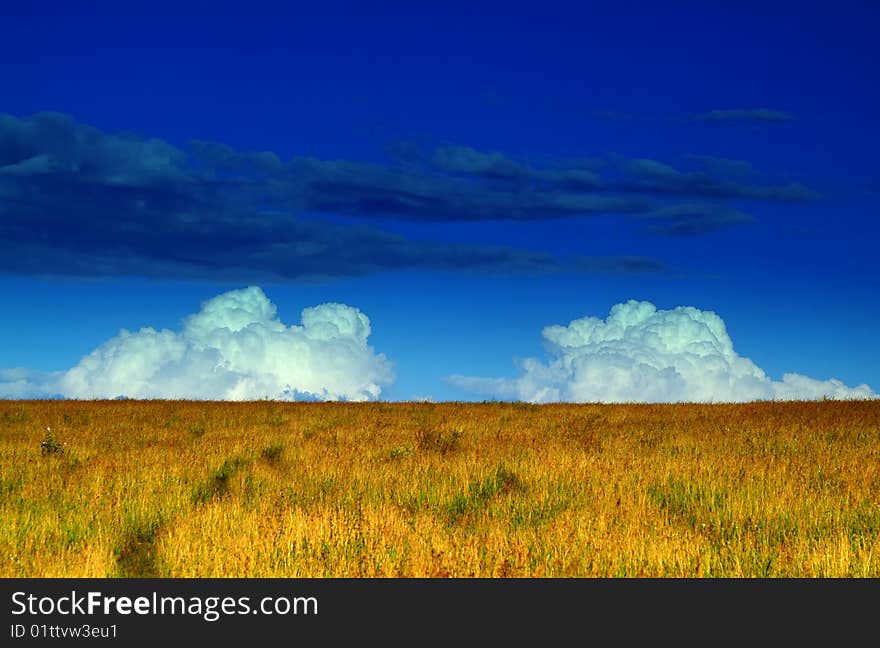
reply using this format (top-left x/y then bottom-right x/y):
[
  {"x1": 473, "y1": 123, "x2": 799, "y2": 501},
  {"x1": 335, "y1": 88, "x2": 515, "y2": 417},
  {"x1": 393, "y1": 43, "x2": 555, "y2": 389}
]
[{"x1": 1, "y1": 400, "x2": 878, "y2": 577}]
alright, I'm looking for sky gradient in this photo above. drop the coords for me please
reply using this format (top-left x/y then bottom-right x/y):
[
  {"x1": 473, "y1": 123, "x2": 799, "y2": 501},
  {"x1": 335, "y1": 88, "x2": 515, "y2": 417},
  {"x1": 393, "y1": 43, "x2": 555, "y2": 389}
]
[{"x1": 1, "y1": 1, "x2": 878, "y2": 401}]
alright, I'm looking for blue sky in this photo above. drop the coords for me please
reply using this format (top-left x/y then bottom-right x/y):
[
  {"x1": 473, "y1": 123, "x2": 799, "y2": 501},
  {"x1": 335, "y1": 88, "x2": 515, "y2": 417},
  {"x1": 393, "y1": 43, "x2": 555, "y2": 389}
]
[{"x1": 1, "y1": 1, "x2": 877, "y2": 401}]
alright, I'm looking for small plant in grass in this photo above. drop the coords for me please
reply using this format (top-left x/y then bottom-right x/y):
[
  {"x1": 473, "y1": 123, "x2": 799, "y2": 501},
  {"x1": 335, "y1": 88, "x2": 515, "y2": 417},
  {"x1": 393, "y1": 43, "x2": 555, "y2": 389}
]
[
  {"x1": 40, "y1": 427, "x2": 64, "y2": 455},
  {"x1": 387, "y1": 446, "x2": 411, "y2": 460},
  {"x1": 261, "y1": 443, "x2": 285, "y2": 463},
  {"x1": 188, "y1": 423, "x2": 206, "y2": 438},
  {"x1": 417, "y1": 428, "x2": 463, "y2": 455}
]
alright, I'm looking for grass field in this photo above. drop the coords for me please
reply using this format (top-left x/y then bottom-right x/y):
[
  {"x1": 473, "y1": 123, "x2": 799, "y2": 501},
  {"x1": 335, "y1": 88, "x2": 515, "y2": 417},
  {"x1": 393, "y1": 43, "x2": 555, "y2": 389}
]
[{"x1": 1, "y1": 399, "x2": 878, "y2": 577}]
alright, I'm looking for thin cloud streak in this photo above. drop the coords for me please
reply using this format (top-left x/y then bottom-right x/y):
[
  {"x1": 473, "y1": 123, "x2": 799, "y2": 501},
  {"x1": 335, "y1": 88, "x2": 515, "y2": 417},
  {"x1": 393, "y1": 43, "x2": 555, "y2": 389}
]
[{"x1": 694, "y1": 108, "x2": 794, "y2": 122}]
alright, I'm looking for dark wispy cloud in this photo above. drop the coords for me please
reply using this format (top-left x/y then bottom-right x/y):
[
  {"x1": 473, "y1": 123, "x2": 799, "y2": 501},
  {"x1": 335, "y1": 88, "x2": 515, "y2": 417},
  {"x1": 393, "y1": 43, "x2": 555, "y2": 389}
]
[
  {"x1": 0, "y1": 112, "x2": 663, "y2": 281},
  {"x1": 431, "y1": 145, "x2": 528, "y2": 179},
  {"x1": 640, "y1": 203, "x2": 755, "y2": 236},
  {"x1": 615, "y1": 157, "x2": 817, "y2": 201},
  {"x1": 298, "y1": 155, "x2": 648, "y2": 222},
  {"x1": 694, "y1": 108, "x2": 794, "y2": 123},
  {"x1": 682, "y1": 154, "x2": 755, "y2": 179},
  {"x1": 379, "y1": 142, "x2": 812, "y2": 214},
  {"x1": 0, "y1": 112, "x2": 819, "y2": 281}
]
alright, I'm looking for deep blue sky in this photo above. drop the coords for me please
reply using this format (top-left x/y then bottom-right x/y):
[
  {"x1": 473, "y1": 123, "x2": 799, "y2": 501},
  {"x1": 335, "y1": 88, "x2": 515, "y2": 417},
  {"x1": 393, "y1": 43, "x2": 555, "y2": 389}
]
[{"x1": 1, "y1": 1, "x2": 878, "y2": 400}]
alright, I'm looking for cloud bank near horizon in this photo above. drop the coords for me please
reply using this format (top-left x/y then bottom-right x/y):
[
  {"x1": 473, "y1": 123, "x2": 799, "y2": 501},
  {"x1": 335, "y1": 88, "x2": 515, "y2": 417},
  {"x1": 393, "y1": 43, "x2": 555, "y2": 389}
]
[
  {"x1": 2, "y1": 292, "x2": 873, "y2": 404},
  {"x1": 448, "y1": 300, "x2": 875, "y2": 403},
  {"x1": 0, "y1": 287, "x2": 394, "y2": 401}
]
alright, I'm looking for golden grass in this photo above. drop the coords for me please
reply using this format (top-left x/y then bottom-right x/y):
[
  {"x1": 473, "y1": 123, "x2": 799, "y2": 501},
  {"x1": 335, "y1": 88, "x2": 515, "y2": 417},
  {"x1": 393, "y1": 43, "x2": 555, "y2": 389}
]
[{"x1": 1, "y1": 400, "x2": 878, "y2": 577}]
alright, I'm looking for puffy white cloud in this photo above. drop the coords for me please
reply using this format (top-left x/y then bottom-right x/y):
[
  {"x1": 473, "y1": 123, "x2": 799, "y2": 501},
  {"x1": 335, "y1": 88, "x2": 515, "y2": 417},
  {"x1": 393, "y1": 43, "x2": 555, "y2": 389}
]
[
  {"x1": 1, "y1": 287, "x2": 394, "y2": 401},
  {"x1": 448, "y1": 300, "x2": 875, "y2": 403}
]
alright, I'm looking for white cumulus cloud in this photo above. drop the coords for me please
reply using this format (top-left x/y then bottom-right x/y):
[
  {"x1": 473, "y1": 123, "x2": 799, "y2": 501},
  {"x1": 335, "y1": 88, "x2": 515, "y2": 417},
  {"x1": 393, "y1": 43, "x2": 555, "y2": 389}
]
[
  {"x1": 448, "y1": 300, "x2": 875, "y2": 403},
  {"x1": 0, "y1": 287, "x2": 394, "y2": 401}
]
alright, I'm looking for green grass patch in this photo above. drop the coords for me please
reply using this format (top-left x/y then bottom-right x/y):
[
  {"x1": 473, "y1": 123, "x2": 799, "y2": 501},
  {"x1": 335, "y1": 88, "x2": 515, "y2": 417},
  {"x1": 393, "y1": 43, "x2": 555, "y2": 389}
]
[
  {"x1": 446, "y1": 464, "x2": 524, "y2": 524},
  {"x1": 260, "y1": 443, "x2": 285, "y2": 463},
  {"x1": 192, "y1": 457, "x2": 249, "y2": 504},
  {"x1": 115, "y1": 514, "x2": 164, "y2": 577},
  {"x1": 417, "y1": 428, "x2": 462, "y2": 455}
]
